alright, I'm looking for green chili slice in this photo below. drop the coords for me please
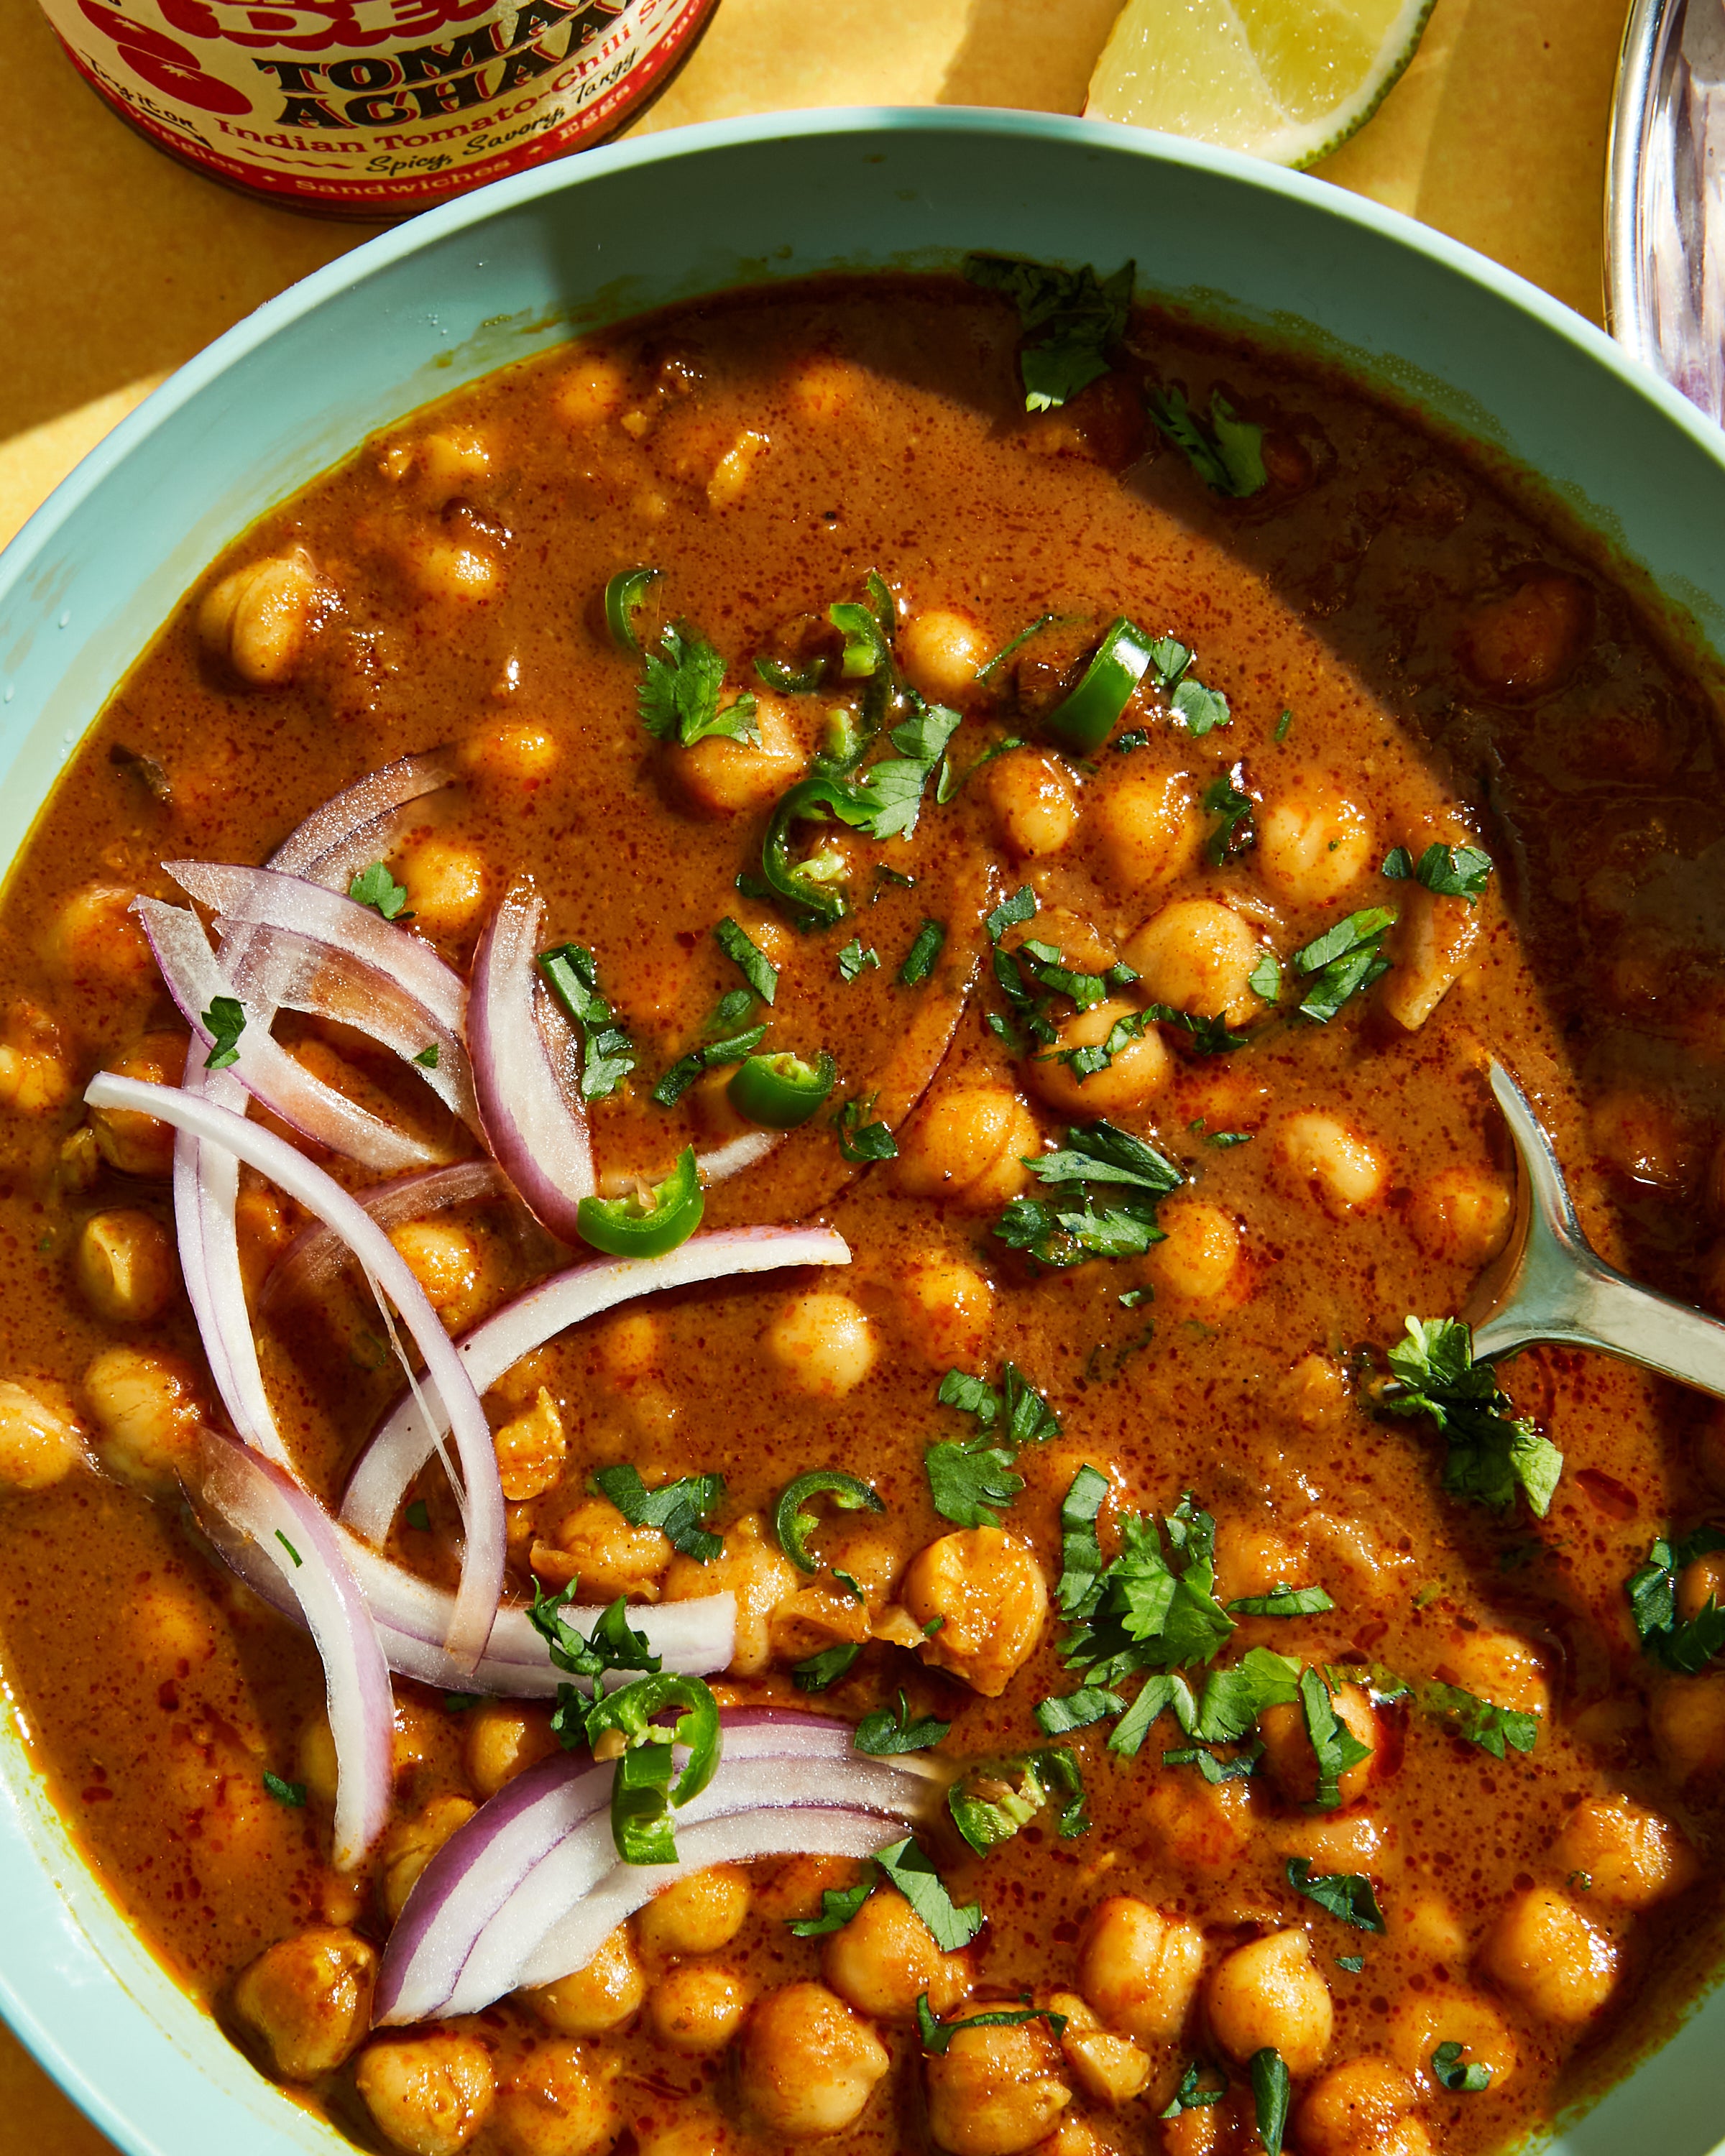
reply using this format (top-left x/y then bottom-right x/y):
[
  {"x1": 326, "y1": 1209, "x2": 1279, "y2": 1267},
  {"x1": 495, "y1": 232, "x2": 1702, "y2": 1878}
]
[
  {"x1": 727, "y1": 1050, "x2": 837, "y2": 1130},
  {"x1": 1044, "y1": 617, "x2": 1158, "y2": 752},
  {"x1": 604, "y1": 567, "x2": 661, "y2": 654},
  {"x1": 761, "y1": 777, "x2": 860, "y2": 926},
  {"x1": 773, "y1": 1468, "x2": 886, "y2": 1572},
  {"x1": 755, "y1": 654, "x2": 827, "y2": 694},
  {"x1": 575, "y1": 1146, "x2": 704, "y2": 1259},
  {"x1": 584, "y1": 1671, "x2": 722, "y2": 1864}
]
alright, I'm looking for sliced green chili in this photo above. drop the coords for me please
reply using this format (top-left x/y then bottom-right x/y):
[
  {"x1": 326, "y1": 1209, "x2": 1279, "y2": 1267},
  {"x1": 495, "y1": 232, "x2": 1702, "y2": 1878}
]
[
  {"x1": 727, "y1": 1049, "x2": 837, "y2": 1130},
  {"x1": 574, "y1": 1146, "x2": 704, "y2": 1259},
  {"x1": 583, "y1": 1671, "x2": 722, "y2": 1864},
  {"x1": 604, "y1": 567, "x2": 661, "y2": 654},
  {"x1": 1044, "y1": 617, "x2": 1159, "y2": 752},
  {"x1": 773, "y1": 1468, "x2": 886, "y2": 1572},
  {"x1": 761, "y1": 777, "x2": 860, "y2": 926}
]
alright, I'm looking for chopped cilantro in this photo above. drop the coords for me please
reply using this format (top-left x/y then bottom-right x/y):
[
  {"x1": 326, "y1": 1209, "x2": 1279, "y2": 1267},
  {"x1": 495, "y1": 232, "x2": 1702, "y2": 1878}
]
[
  {"x1": 411, "y1": 1043, "x2": 440, "y2": 1069},
  {"x1": 1274, "y1": 707, "x2": 1294, "y2": 742},
  {"x1": 975, "y1": 614, "x2": 1064, "y2": 681},
  {"x1": 791, "y1": 1642, "x2": 863, "y2": 1692},
  {"x1": 404, "y1": 1499, "x2": 431, "y2": 1531},
  {"x1": 854, "y1": 1692, "x2": 950, "y2": 1756},
  {"x1": 993, "y1": 1118, "x2": 1182, "y2": 1271},
  {"x1": 538, "y1": 943, "x2": 637, "y2": 1100},
  {"x1": 1251, "y1": 2047, "x2": 1291, "y2": 2156},
  {"x1": 591, "y1": 1464, "x2": 724, "y2": 1562},
  {"x1": 1142, "y1": 1004, "x2": 1252, "y2": 1054},
  {"x1": 938, "y1": 1363, "x2": 1062, "y2": 1448},
  {"x1": 1432, "y1": 2042, "x2": 1492, "y2": 2093},
  {"x1": 875, "y1": 1836, "x2": 983, "y2": 1950},
  {"x1": 348, "y1": 862, "x2": 412, "y2": 920},
  {"x1": 1300, "y1": 1665, "x2": 1374, "y2": 1810},
  {"x1": 1627, "y1": 1526, "x2": 1725, "y2": 1672},
  {"x1": 986, "y1": 884, "x2": 1039, "y2": 943},
  {"x1": 713, "y1": 916, "x2": 778, "y2": 1003},
  {"x1": 1247, "y1": 949, "x2": 1282, "y2": 1004},
  {"x1": 1171, "y1": 676, "x2": 1232, "y2": 736},
  {"x1": 834, "y1": 1094, "x2": 898, "y2": 1163},
  {"x1": 1055, "y1": 1463, "x2": 1110, "y2": 1616},
  {"x1": 949, "y1": 1746, "x2": 1088, "y2": 1851},
  {"x1": 1207, "y1": 1129, "x2": 1254, "y2": 1149},
  {"x1": 201, "y1": 995, "x2": 247, "y2": 1072},
  {"x1": 1292, "y1": 907, "x2": 1397, "y2": 1023},
  {"x1": 1114, "y1": 728, "x2": 1151, "y2": 753},
  {"x1": 898, "y1": 918, "x2": 947, "y2": 987},
  {"x1": 962, "y1": 252, "x2": 1134, "y2": 411},
  {"x1": 274, "y1": 1529, "x2": 302, "y2": 1567},
  {"x1": 1034, "y1": 1686, "x2": 1128, "y2": 1736},
  {"x1": 1228, "y1": 1584, "x2": 1333, "y2": 1617},
  {"x1": 1161, "y1": 2060, "x2": 1228, "y2": 2116},
  {"x1": 1422, "y1": 1680, "x2": 1539, "y2": 1759},
  {"x1": 837, "y1": 937, "x2": 880, "y2": 982},
  {"x1": 1380, "y1": 1316, "x2": 1564, "y2": 1516},
  {"x1": 923, "y1": 1363, "x2": 1059, "y2": 1531},
  {"x1": 1382, "y1": 841, "x2": 1494, "y2": 906},
  {"x1": 262, "y1": 1771, "x2": 306, "y2": 1808},
  {"x1": 1202, "y1": 769, "x2": 1256, "y2": 865},
  {"x1": 528, "y1": 1581, "x2": 663, "y2": 1688},
  {"x1": 916, "y1": 1995, "x2": 1068, "y2": 2055},
  {"x1": 1148, "y1": 385, "x2": 1269, "y2": 498},
  {"x1": 639, "y1": 621, "x2": 758, "y2": 747},
  {"x1": 841, "y1": 699, "x2": 963, "y2": 842},
  {"x1": 1285, "y1": 1856, "x2": 1386, "y2": 1932},
  {"x1": 787, "y1": 1869, "x2": 878, "y2": 1938},
  {"x1": 1335, "y1": 1953, "x2": 1366, "y2": 1974}
]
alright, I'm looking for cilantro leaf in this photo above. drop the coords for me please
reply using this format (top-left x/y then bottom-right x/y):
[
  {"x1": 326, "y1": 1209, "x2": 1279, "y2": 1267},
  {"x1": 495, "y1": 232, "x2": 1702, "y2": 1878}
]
[
  {"x1": 1247, "y1": 950, "x2": 1282, "y2": 1004},
  {"x1": 916, "y1": 1996, "x2": 1069, "y2": 2055},
  {"x1": 788, "y1": 1869, "x2": 878, "y2": 1938},
  {"x1": 854, "y1": 1692, "x2": 950, "y2": 1756},
  {"x1": 528, "y1": 1582, "x2": 663, "y2": 1690},
  {"x1": 834, "y1": 1094, "x2": 898, "y2": 1163},
  {"x1": 986, "y1": 885, "x2": 1039, "y2": 944},
  {"x1": 898, "y1": 918, "x2": 947, "y2": 986},
  {"x1": 348, "y1": 862, "x2": 412, "y2": 920},
  {"x1": 1034, "y1": 1685, "x2": 1127, "y2": 1736},
  {"x1": 1285, "y1": 1856, "x2": 1386, "y2": 1932},
  {"x1": 949, "y1": 1748, "x2": 1088, "y2": 1851},
  {"x1": 1202, "y1": 770, "x2": 1256, "y2": 865},
  {"x1": 412, "y1": 1043, "x2": 440, "y2": 1068},
  {"x1": 1627, "y1": 1526, "x2": 1725, "y2": 1672},
  {"x1": 837, "y1": 937, "x2": 880, "y2": 982},
  {"x1": 1228, "y1": 1585, "x2": 1334, "y2": 1618},
  {"x1": 792, "y1": 1642, "x2": 863, "y2": 1692},
  {"x1": 712, "y1": 916, "x2": 778, "y2": 1003},
  {"x1": 1381, "y1": 1316, "x2": 1564, "y2": 1517},
  {"x1": 201, "y1": 994, "x2": 247, "y2": 1071},
  {"x1": 1056, "y1": 1464, "x2": 1110, "y2": 1618},
  {"x1": 1251, "y1": 2047, "x2": 1292, "y2": 2156},
  {"x1": 1148, "y1": 387, "x2": 1269, "y2": 497},
  {"x1": 924, "y1": 1439, "x2": 1024, "y2": 1529},
  {"x1": 1292, "y1": 907, "x2": 1397, "y2": 1024},
  {"x1": 1384, "y1": 842, "x2": 1494, "y2": 906},
  {"x1": 1162, "y1": 2060, "x2": 1228, "y2": 2116},
  {"x1": 1301, "y1": 1666, "x2": 1374, "y2": 1810},
  {"x1": 963, "y1": 252, "x2": 1134, "y2": 411},
  {"x1": 1171, "y1": 676, "x2": 1232, "y2": 736},
  {"x1": 639, "y1": 621, "x2": 758, "y2": 747},
  {"x1": 1422, "y1": 1680, "x2": 1539, "y2": 1759},
  {"x1": 937, "y1": 1363, "x2": 1062, "y2": 1449},
  {"x1": 262, "y1": 1770, "x2": 306, "y2": 1807},
  {"x1": 875, "y1": 1837, "x2": 983, "y2": 1950},
  {"x1": 538, "y1": 943, "x2": 637, "y2": 1100},
  {"x1": 1431, "y1": 2042, "x2": 1493, "y2": 2093},
  {"x1": 839, "y1": 701, "x2": 962, "y2": 841},
  {"x1": 591, "y1": 1464, "x2": 724, "y2": 1562},
  {"x1": 995, "y1": 1120, "x2": 1183, "y2": 1271}
]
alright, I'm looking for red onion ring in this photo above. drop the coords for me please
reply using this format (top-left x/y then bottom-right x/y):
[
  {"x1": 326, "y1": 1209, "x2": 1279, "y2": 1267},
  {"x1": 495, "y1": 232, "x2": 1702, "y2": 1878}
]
[
  {"x1": 696, "y1": 1130, "x2": 782, "y2": 1182},
  {"x1": 264, "y1": 750, "x2": 453, "y2": 885},
  {"x1": 341, "y1": 1225, "x2": 850, "y2": 1544},
  {"x1": 468, "y1": 879, "x2": 593, "y2": 1243},
  {"x1": 197, "y1": 1429, "x2": 394, "y2": 1871},
  {"x1": 86, "y1": 1072, "x2": 505, "y2": 1669},
  {"x1": 259, "y1": 1162, "x2": 509, "y2": 1315}
]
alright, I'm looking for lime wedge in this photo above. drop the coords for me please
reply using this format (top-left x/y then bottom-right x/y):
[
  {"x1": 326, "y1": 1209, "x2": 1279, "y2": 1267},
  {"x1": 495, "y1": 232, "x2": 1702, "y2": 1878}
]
[{"x1": 1085, "y1": 0, "x2": 1435, "y2": 169}]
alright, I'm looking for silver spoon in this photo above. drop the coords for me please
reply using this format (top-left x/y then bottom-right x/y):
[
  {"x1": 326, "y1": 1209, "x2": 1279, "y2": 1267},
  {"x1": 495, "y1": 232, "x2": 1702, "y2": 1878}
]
[{"x1": 1461, "y1": 1060, "x2": 1725, "y2": 1396}]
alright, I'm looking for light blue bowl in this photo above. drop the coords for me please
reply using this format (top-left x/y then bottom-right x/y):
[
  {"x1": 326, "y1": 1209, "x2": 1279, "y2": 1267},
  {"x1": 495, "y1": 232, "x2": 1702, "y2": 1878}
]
[{"x1": 1, "y1": 106, "x2": 1723, "y2": 2156}]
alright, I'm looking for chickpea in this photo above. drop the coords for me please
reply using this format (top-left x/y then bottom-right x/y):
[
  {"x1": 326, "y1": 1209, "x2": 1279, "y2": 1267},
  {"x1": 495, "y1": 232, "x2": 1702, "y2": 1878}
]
[
  {"x1": 1256, "y1": 789, "x2": 1373, "y2": 905},
  {"x1": 390, "y1": 1219, "x2": 479, "y2": 1319},
  {"x1": 897, "y1": 1084, "x2": 1041, "y2": 1207},
  {"x1": 1392, "y1": 1895, "x2": 1467, "y2": 1965},
  {"x1": 1436, "y1": 1627, "x2": 1547, "y2": 1716},
  {"x1": 638, "y1": 1864, "x2": 750, "y2": 1956},
  {"x1": 1458, "y1": 568, "x2": 1591, "y2": 702},
  {"x1": 74, "y1": 1210, "x2": 178, "y2": 1325},
  {"x1": 1274, "y1": 1112, "x2": 1384, "y2": 1215},
  {"x1": 770, "y1": 1580, "x2": 871, "y2": 1661},
  {"x1": 1141, "y1": 1772, "x2": 1254, "y2": 1869},
  {"x1": 495, "y1": 2041, "x2": 619, "y2": 2156},
  {"x1": 460, "y1": 722, "x2": 558, "y2": 791},
  {"x1": 231, "y1": 1927, "x2": 375, "y2": 2081},
  {"x1": 298, "y1": 1713, "x2": 339, "y2": 1809},
  {"x1": 924, "y1": 2012, "x2": 1071, "y2": 2155},
  {"x1": 1049, "y1": 1994, "x2": 1149, "y2": 2106},
  {"x1": 987, "y1": 750, "x2": 1080, "y2": 857},
  {"x1": 1123, "y1": 900, "x2": 1267, "y2": 1028},
  {"x1": 380, "y1": 1795, "x2": 479, "y2": 1922},
  {"x1": 1277, "y1": 1353, "x2": 1351, "y2": 1430},
  {"x1": 822, "y1": 1885, "x2": 972, "y2": 2022},
  {"x1": 1590, "y1": 1087, "x2": 1691, "y2": 1190},
  {"x1": 675, "y1": 691, "x2": 807, "y2": 817},
  {"x1": 0, "y1": 1000, "x2": 72, "y2": 1116},
  {"x1": 355, "y1": 2034, "x2": 496, "y2": 2156},
  {"x1": 554, "y1": 352, "x2": 627, "y2": 428},
  {"x1": 1258, "y1": 1684, "x2": 1377, "y2": 1808},
  {"x1": 0, "y1": 1380, "x2": 85, "y2": 1492},
  {"x1": 789, "y1": 356, "x2": 864, "y2": 420},
  {"x1": 1091, "y1": 769, "x2": 1203, "y2": 894},
  {"x1": 1077, "y1": 1897, "x2": 1204, "y2": 2045},
  {"x1": 1549, "y1": 1795, "x2": 1697, "y2": 1907},
  {"x1": 1205, "y1": 1929, "x2": 1333, "y2": 2079},
  {"x1": 1276, "y1": 1809, "x2": 1385, "y2": 1876},
  {"x1": 1296, "y1": 2060, "x2": 1431, "y2": 2156},
  {"x1": 1679, "y1": 1549, "x2": 1725, "y2": 1622},
  {"x1": 464, "y1": 1700, "x2": 558, "y2": 1800},
  {"x1": 739, "y1": 1981, "x2": 891, "y2": 2137},
  {"x1": 1027, "y1": 1000, "x2": 1171, "y2": 1115},
  {"x1": 199, "y1": 547, "x2": 321, "y2": 686},
  {"x1": 534, "y1": 1496, "x2": 670, "y2": 1603},
  {"x1": 408, "y1": 430, "x2": 492, "y2": 506},
  {"x1": 1141, "y1": 1199, "x2": 1241, "y2": 1305},
  {"x1": 1649, "y1": 1672, "x2": 1725, "y2": 1780},
  {"x1": 647, "y1": 1963, "x2": 750, "y2": 2053},
  {"x1": 494, "y1": 1388, "x2": 566, "y2": 1504},
  {"x1": 903, "y1": 1526, "x2": 1048, "y2": 1697},
  {"x1": 83, "y1": 1346, "x2": 203, "y2": 1498},
  {"x1": 1478, "y1": 1886, "x2": 1617, "y2": 2022},
  {"x1": 597, "y1": 1311, "x2": 661, "y2": 1384},
  {"x1": 1387, "y1": 1986, "x2": 1517, "y2": 2095},
  {"x1": 129, "y1": 1580, "x2": 215, "y2": 1675},
  {"x1": 46, "y1": 884, "x2": 155, "y2": 993},
  {"x1": 902, "y1": 1257, "x2": 994, "y2": 1365},
  {"x1": 522, "y1": 1929, "x2": 645, "y2": 2036},
  {"x1": 1035, "y1": 2117, "x2": 1109, "y2": 2156},
  {"x1": 898, "y1": 606, "x2": 990, "y2": 699},
  {"x1": 88, "y1": 1033, "x2": 186, "y2": 1174},
  {"x1": 395, "y1": 834, "x2": 488, "y2": 940},
  {"x1": 663, "y1": 1514, "x2": 799, "y2": 1677},
  {"x1": 1407, "y1": 1165, "x2": 1512, "y2": 1266},
  {"x1": 400, "y1": 533, "x2": 500, "y2": 606},
  {"x1": 763, "y1": 1291, "x2": 876, "y2": 1398}
]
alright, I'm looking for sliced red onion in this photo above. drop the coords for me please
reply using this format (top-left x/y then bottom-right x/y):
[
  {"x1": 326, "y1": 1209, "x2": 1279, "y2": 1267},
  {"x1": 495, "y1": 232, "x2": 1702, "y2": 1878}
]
[
  {"x1": 195, "y1": 1491, "x2": 736, "y2": 1696},
  {"x1": 377, "y1": 1715, "x2": 929, "y2": 2024},
  {"x1": 515, "y1": 1805, "x2": 913, "y2": 1994},
  {"x1": 468, "y1": 880, "x2": 592, "y2": 1243},
  {"x1": 696, "y1": 1130, "x2": 782, "y2": 1183},
  {"x1": 138, "y1": 899, "x2": 440, "y2": 1172},
  {"x1": 342, "y1": 1225, "x2": 850, "y2": 1544},
  {"x1": 260, "y1": 1162, "x2": 507, "y2": 1314},
  {"x1": 86, "y1": 1072, "x2": 504, "y2": 1669},
  {"x1": 196, "y1": 1429, "x2": 394, "y2": 1871},
  {"x1": 267, "y1": 750, "x2": 453, "y2": 883}
]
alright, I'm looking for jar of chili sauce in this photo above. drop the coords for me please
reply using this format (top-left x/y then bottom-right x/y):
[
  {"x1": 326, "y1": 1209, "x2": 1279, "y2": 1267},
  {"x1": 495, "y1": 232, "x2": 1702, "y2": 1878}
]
[{"x1": 35, "y1": 0, "x2": 719, "y2": 216}]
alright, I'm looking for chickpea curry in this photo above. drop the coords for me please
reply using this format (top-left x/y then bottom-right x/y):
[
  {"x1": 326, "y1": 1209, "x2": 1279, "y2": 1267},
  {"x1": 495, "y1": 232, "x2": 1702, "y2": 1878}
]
[{"x1": 2, "y1": 264, "x2": 1724, "y2": 2156}]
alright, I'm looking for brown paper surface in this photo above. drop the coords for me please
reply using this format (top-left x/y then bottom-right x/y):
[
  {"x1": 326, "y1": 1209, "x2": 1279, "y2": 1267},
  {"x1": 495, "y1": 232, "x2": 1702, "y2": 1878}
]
[{"x1": 0, "y1": 0, "x2": 1632, "y2": 2145}]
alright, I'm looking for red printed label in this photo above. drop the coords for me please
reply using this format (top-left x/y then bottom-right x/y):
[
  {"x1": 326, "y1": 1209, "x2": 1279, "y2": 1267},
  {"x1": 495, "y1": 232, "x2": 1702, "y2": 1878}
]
[{"x1": 40, "y1": 0, "x2": 715, "y2": 213}]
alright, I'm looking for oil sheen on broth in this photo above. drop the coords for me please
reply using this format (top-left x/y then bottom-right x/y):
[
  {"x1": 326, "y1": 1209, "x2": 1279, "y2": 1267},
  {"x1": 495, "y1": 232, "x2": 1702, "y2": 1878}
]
[{"x1": 0, "y1": 272, "x2": 1723, "y2": 2156}]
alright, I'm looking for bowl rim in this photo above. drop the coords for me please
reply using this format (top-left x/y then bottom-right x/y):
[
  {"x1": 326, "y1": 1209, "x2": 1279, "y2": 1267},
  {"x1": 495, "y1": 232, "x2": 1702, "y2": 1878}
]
[{"x1": 4, "y1": 96, "x2": 1725, "y2": 2156}]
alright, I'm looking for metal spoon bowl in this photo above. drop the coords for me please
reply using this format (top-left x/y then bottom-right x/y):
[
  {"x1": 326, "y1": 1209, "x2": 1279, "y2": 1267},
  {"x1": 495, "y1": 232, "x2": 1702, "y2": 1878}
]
[{"x1": 1462, "y1": 1059, "x2": 1725, "y2": 1396}]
